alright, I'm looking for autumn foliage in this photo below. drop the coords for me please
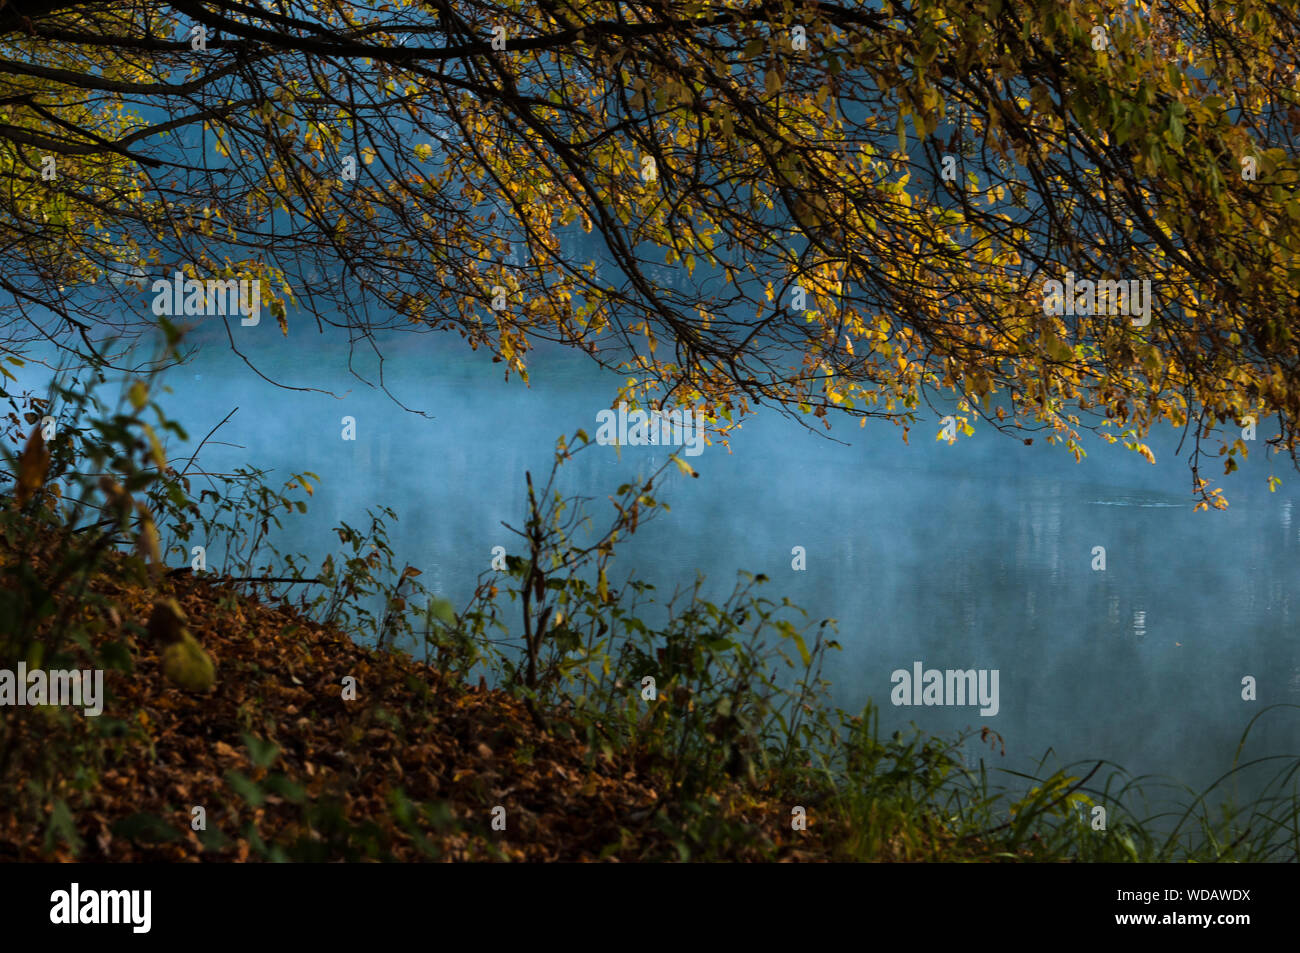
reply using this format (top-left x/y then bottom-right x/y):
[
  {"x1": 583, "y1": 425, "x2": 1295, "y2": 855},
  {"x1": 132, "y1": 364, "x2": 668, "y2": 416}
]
[{"x1": 2, "y1": 1, "x2": 1299, "y2": 505}]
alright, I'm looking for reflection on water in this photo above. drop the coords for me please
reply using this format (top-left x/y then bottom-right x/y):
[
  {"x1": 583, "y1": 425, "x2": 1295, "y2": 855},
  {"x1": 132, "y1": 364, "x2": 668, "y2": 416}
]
[{"x1": 21, "y1": 323, "x2": 1300, "y2": 810}]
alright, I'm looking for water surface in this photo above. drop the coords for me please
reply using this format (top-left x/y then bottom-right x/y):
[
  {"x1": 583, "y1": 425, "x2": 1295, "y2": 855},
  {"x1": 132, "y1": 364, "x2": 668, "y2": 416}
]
[{"x1": 33, "y1": 321, "x2": 1300, "y2": 812}]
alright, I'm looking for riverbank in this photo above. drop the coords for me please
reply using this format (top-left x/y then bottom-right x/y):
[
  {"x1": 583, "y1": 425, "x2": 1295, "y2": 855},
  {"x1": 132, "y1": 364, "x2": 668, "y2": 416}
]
[
  {"x1": 4, "y1": 543, "x2": 1298, "y2": 861},
  {"x1": 2, "y1": 536, "x2": 895, "y2": 861}
]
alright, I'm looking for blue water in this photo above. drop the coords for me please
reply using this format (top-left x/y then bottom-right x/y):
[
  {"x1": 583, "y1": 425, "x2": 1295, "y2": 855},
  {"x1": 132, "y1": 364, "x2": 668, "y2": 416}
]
[{"x1": 21, "y1": 320, "x2": 1300, "y2": 817}]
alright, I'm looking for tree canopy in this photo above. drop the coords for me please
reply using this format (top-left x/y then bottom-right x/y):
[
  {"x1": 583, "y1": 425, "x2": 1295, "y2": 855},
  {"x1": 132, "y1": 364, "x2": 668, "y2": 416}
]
[{"x1": 3, "y1": 0, "x2": 1299, "y2": 504}]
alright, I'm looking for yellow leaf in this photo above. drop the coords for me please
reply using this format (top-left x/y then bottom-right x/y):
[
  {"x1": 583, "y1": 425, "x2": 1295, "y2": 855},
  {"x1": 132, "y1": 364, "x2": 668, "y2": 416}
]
[
  {"x1": 163, "y1": 631, "x2": 216, "y2": 692},
  {"x1": 140, "y1": 422, "x2": 167, "y2": 469},
  {"x1": 14, "y1": 427, "x2": 49, "y2": 506},
  {"x1": 135, "y1": 509, "x2": 162, "y2": 565}
]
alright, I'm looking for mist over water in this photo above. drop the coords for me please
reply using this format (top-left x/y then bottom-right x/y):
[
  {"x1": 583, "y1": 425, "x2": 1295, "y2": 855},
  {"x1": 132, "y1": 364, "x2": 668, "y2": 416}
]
[{"x1": 24, "y1": 320, "x2": 1300, "y2": 811}]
